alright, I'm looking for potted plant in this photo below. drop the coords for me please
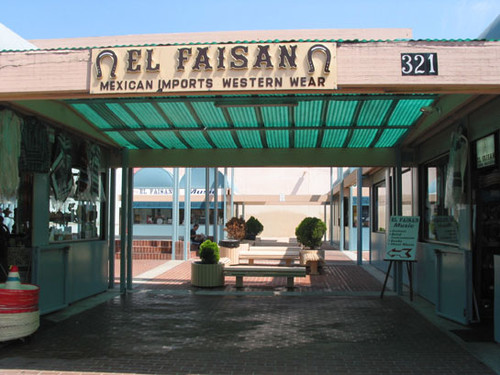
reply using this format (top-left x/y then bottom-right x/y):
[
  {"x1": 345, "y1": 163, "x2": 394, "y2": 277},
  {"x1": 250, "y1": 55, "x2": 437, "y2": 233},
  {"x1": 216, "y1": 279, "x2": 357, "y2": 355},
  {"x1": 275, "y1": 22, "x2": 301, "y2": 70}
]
[
  {"x1": 220, "y1": 217, "x2": 247, "y2": 264},
  {"x1": 245, "y1": 216, "x2": 263, "y2": 241},
  {"x1": 295, "y1": 217, "x2": 326, "y2": 249},
  {"x1": 295, "y1": 217, "x2": 327, "y2": 275},
  {"x1": 225, "y1": 217, "x2": 246, "y2": 241},
  {"x1": 191, "y1": 239, "x2": 225, "y2": 287}
]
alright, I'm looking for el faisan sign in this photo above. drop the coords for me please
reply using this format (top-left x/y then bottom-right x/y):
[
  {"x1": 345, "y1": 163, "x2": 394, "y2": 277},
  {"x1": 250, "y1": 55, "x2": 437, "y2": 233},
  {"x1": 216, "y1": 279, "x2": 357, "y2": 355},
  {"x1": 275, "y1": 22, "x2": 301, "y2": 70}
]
[{"x1": 90, "y1": 42, "x2": 337, "y2": 94}]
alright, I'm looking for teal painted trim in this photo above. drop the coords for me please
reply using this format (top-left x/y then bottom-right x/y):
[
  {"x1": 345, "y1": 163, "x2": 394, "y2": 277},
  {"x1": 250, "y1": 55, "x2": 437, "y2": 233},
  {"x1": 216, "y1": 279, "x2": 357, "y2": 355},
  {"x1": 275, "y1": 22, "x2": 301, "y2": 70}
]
[
  {"x1": 4, "y1": 38, "x2": 496, "y2": 53},
  {"x1": 35, "y1": 245, "x2": 70, "y2": 315},
  {"x1": 32, "y1": 173, "x2": 50, "y2": 247}
]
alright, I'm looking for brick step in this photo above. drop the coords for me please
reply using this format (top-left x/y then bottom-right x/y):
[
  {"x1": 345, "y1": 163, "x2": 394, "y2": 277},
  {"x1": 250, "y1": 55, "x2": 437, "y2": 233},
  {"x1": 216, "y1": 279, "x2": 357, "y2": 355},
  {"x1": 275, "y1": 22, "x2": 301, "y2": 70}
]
[
  {"x1": 114, "y1": 240, "x2": 186, "y2": 252},
  {"x1": 130, "y1": 243, "x2": 173, "y2": 248},
  {"x1": 122, "y1": 246, "x2": 172, "y2": 254},
  {"x1": 115, "y1": 253, "x2": 176, "y2": 260}
]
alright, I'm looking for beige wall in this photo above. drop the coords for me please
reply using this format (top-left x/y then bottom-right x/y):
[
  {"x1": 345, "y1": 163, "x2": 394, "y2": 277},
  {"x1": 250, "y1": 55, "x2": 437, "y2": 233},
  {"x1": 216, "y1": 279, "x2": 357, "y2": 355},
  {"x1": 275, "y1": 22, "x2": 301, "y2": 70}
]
[
  {"x1": 234, "y1": 167, "x2": 335, "y2": 195},
  {"x1": 243, "y1": 204, "x2": 329, "y2": 238},
  {"x1": 233, "y1": 167, "x2": 334, "y2": 238}
]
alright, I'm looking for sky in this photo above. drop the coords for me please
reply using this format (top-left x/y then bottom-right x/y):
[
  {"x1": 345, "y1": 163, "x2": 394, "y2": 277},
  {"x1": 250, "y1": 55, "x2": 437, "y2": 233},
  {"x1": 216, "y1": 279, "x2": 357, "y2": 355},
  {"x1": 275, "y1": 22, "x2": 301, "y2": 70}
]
[{"x1": 1, "y1": 0, "x2": 500, "y2": 41}]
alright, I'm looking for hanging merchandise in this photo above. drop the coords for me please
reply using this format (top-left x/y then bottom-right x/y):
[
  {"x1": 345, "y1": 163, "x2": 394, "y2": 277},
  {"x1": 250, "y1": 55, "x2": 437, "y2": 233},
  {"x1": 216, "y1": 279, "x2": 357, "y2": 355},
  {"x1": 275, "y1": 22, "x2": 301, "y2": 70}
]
[
  {"x1": 75, "y1": 142, "x2": 101, "y2": 202},
  {"x1": 88, "y1": 143, "x2": 102, "y2": 202},
  {"x1": 50, "y1": 134, "x2": 73, "y2": 203},
  {"x1": 19, "y1": 117, "x2": 50, "y2": 173},
  {"x1": 445, "y1": 125, "x2": 468, "y2": 212},
  {"x1": 0, "y1": 110, "x2": 22, "y2": 202},
  {"x1": 75, "y1": 142, "x2": 90, "y2": 200}
]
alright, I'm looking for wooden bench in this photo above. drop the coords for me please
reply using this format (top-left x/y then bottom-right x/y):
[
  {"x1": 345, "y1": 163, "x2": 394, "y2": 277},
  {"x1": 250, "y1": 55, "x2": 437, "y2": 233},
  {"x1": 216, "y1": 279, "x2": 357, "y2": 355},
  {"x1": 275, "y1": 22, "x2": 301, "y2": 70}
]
[
  {"x1": 219, "y1": 257, "x2": 231, "y2": 266},
  {"x1": 223, "y1": 265, "x2": 306, "y2": 289},
  {"x1": 238, "y1": 250, "x2": 300, "y2": 266}
]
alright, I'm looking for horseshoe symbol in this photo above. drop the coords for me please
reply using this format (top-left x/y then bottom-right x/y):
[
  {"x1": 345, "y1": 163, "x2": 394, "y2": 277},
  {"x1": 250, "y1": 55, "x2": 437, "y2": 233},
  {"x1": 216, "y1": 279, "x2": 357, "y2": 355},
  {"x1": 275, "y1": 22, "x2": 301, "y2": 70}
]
[
  {"x1": 95, "y1": 50, "x2": 117, "y2": 79},
  {"x1": 307, "y1": 44, "x2": 331, "y2": 74}
]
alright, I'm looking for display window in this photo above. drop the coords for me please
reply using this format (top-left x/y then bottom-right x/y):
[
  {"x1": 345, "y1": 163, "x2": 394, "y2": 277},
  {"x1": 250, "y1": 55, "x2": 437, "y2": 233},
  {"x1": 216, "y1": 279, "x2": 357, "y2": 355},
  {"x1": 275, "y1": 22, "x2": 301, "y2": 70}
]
[
  {"x1": 373, "y1": 181, "x2": 386, "y2": 232},
  {"x1": 49, "y1": 169, "x2": 105, "y2": 242},
  {"x1": 422, "y1": 155, "x2": 459, "y2": 244},
  {"x1": 48, "y1": 135, "x2": 105, "y2": 242}
]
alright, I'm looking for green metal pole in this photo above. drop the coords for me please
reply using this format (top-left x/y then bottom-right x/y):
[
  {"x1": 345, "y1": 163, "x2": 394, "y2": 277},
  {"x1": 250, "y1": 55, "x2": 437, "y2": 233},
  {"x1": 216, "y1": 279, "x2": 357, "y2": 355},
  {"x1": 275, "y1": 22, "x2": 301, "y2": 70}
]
[
  {"x1": 357, "y1": 168, "x2": 363, "y2": 266},
  {"x1": 120, "y1": 151, "x2": 128, "y2": 294},
  {"x1": 339, "y1": 168, "x2": 345, "y2": 251},
  {"x1": 230, "y1": 168, "x2": 234, "y2": 219},
  {"x1": 184, "y1": 168, "x2": 191, "y2": 260},
  {"x1": 330, "y1": 167, "x2": 334, "y2": 245},
  {"x1": 223, "y1": 167, "x2": 228, "y2": 240},
  {"x1": 126, "y1": 167, "x2": 133, "y2": 290},
  {"x1": 214, "y1": 168, "x2": 219, "y2": 244},
  {"x1": 172, "y1": 168, "x2": 179, "y2": 260},
  {"x1": 205, "y1": 168, "x2": 210, "y2": 237},
  {"x1": 108, "y1": 168, "x2": 116, "y2": 289}
]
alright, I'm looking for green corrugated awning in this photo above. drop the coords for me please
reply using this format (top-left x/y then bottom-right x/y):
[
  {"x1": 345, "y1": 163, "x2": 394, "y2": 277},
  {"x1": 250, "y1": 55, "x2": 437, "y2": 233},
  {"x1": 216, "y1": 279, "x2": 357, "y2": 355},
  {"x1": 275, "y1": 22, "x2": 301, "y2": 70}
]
[{"x1": 67, "y1": 93, "x2": 436, "y2": 151}]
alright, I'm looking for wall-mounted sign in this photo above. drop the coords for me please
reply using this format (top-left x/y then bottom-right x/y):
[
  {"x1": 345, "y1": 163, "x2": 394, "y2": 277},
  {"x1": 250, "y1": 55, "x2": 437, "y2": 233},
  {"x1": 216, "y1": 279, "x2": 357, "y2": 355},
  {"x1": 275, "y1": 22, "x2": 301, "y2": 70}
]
[
  {"x1": 432, "y1": 215, "x2": 458, "y2": 243},
  {"x1": 134, "y1": 188, "x2": 217, "y2": 195},
  {"x1": 401, "y1": 53, "x2": 438, "y2": 76},
  {"x1": 90, "y1": 42, "x2": 337, "y2": 94},
  {"x1": 385, "y1": 216, "x2": 420, "y2": 261},
  {"x1": 476, "y1": 134, "x2": 496, "y2": 168}
]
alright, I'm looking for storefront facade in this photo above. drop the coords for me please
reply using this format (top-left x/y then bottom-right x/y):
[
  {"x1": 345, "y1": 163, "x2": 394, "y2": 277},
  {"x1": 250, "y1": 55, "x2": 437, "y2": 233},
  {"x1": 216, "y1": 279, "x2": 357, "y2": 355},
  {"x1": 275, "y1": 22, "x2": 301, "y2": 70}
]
[{"x1": 0, "y1": 26, "x2": 499, "y2": 342}]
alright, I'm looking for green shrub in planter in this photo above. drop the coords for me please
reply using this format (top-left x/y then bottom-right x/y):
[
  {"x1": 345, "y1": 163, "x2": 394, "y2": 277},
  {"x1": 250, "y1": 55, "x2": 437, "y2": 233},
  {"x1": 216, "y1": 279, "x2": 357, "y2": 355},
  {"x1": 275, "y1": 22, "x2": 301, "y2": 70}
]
[
  {"x1": 199, "y1": 240, "x2": 220, "y2": 264},
  {"x1": 245, "y1": 216, "x2": 263, "y2": 240},
  {"x1": 295, "y1": 217, "x2": 327, "y2": 249}
]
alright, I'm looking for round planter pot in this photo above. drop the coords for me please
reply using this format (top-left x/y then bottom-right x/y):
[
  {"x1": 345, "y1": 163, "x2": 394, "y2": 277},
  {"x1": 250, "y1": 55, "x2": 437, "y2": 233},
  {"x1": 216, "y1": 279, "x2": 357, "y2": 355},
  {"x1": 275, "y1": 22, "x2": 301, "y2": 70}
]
[
  {"x1": 191, "y1": 262, "x2": 225, "y2": 287},
  {"x1": 219, "y1": 239, "x2": 241, "y2": 265}
]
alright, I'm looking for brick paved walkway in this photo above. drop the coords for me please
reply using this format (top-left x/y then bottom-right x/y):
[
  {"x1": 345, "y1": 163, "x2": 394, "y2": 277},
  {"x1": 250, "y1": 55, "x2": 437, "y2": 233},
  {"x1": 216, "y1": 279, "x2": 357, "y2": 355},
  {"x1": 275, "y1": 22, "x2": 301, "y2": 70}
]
[{"x1": 0, "y1": 250, "x2": 498, "y2": 375}]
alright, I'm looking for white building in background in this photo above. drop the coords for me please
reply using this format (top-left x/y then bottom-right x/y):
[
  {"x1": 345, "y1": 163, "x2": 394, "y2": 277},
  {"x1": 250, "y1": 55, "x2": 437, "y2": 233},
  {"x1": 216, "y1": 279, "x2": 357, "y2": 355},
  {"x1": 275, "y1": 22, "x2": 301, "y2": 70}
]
[
  {"x1": 232, "y1": 167, "x2": 335, "y2": 238},
  {"x1": 117, "y1": 167, "x2": 344, "y2": 240}
]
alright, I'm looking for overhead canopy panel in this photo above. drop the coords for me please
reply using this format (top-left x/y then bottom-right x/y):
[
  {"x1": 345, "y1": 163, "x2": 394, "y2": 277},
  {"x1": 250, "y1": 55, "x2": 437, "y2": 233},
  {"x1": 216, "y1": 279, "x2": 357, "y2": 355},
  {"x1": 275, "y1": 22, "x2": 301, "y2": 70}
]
[{"x1": 67, "y1": 94, "x2": 435, "y2": 152}]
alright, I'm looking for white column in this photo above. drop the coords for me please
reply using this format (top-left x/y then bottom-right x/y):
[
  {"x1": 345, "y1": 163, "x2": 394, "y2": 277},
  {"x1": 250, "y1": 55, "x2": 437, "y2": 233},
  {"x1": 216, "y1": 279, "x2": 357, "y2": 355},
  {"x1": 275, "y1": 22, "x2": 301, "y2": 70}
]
[
  {"x1": 184, "y1": 168, "x2": 192, "y2": 260},
  {"x1": 172, "y1": 168, "x2": 179, "y2": 260},
  {"x1": 214, "y1": 168, "x2": 219, "y2": 244},
  {"x1": 224, "y1": 167, "x2": 228, "y2": 239},
  {"x1": 356, "y1": 168, "x2": 362, "y2": 266}
]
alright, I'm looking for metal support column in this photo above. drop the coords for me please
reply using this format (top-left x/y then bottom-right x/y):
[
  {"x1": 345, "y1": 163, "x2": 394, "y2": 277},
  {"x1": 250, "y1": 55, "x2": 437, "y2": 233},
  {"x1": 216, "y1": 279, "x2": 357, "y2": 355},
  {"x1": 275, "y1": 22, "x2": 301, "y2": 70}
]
[
  {"x1": 394, "y1": 151, "x2": 403, "y2": 295},
  {"x1": 213, "y1": 168, "x2": 219, "y2": 244},
  {"x1": 172, "y1": 167, "x2": 179, "y2": 260},
  {"x1": 357, "y1": 168, "x2": 363, "y2": 266},
  {"x1": 223, "y1": 167, "x2": 228, "y2": 239},
  {"x1": 330, "y1": 167, "x2": 334, "y2": 245},
  {"x1": 339, "y1": 168, "x2": 345, "y2": 251},
  {"x1": 205, "y1": 167, "x2": 210, "y2": 237},
  {"x1": 120, "y1": 153, "x2": 128, "y2": 294},
  {"x1": 184, "y1": 168, "x2": 191, "y2": 260},
  {"x1": 230, "y1": 168, "x2": 235, "y2": 219},
  {"x1": 108, "y1": 168, "x2": 116, "y2": 289},
  {"x1": 126, "y1": 168, "x2": 134, "y2": 290},
  {"x1": 323, "y1": 204, "x2": 327, "y2": 241}
]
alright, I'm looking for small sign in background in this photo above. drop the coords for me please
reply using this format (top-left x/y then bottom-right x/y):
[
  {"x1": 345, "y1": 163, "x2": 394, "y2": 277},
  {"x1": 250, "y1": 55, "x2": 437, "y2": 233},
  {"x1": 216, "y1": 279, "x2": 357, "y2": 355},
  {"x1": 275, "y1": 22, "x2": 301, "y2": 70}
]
[{"x1": 385, "y1": 216, "x2": 420, "y2": 261}]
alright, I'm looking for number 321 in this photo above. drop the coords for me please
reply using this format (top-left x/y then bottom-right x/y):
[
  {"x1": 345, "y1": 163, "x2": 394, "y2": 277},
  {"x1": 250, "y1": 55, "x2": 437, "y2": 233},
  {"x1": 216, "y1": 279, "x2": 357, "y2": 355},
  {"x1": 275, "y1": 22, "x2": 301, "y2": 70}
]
[{"x1": 401, "y1": 53, "x2": 438, "y2": 75}]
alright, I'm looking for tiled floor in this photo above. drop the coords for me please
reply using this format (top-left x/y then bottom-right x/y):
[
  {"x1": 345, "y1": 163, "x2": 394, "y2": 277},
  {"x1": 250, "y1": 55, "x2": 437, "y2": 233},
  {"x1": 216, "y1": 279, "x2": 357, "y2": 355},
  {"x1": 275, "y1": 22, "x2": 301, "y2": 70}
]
[{"x1": 1, "y1": 250, "x2": 499, "y2": 375}]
